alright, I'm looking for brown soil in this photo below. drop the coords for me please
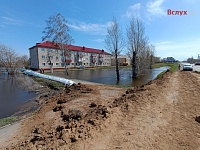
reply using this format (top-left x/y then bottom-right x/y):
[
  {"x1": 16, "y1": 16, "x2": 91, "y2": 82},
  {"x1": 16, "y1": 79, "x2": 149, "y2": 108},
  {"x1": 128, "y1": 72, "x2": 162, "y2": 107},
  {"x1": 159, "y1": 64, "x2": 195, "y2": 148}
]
[{"x1": 1, "y1": 71, "x2": 200, "y2": 150}]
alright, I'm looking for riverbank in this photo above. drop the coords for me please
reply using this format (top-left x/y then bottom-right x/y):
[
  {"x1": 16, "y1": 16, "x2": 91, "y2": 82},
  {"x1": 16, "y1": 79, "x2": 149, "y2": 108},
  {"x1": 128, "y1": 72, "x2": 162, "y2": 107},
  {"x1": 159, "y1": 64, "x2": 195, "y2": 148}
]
[
  {"x1": 0, "y1": 74, "x2": 61, "y2": 127},
  {"x1": 1, "y1": 70, "x2": 200, "y2": 149},
  {"x1": 0, "y1": 63, "x2": 174, "y2": 125}
]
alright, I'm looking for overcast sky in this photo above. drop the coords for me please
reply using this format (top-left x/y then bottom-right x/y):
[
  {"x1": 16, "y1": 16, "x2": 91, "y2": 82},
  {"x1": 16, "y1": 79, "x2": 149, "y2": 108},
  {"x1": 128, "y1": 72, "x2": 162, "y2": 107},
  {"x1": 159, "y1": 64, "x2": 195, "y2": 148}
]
[{"x1": 0, "y1": 0, "x2": 200, "y2": 61}]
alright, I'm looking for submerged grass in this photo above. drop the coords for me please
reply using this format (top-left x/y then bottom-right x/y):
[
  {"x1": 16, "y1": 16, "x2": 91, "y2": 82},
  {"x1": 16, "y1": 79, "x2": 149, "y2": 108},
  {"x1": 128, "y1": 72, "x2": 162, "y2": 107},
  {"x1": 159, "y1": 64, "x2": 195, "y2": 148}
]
[
  {"x1": 32, "y1": 77, "x2": 65, "y2": 90},
  {"x1": 0, "y1": 116, "x2": 19, "y2": 127},
  {"x1": 153, "y1": 62, "x2": 179, "y2": 78},
  {"x1": 152, "y1": 62, "x2": 179, "y2": 72}
]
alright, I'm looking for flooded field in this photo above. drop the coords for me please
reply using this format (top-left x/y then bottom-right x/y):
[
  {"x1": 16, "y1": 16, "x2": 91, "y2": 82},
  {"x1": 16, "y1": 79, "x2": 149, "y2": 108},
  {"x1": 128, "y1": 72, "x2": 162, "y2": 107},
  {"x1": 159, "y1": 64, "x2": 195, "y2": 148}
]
[
  {"x1": 0, "y1": 73, "x2": 36, "y2": 119},
  {"x1": 53, "y1": 66, "x2": 170, "y2": 87}
]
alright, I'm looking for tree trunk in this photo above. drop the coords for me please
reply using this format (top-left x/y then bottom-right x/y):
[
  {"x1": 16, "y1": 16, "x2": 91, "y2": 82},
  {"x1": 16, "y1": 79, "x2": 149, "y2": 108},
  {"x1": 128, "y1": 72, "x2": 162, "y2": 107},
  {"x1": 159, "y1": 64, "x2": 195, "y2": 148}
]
[
  {"x1": 132, "y1": 51, "x2": 137, "y2": 78},
  {"x1": 50, "y1": 64, "x2": 53, "y2": 73},
  {"x1": 150, "y1": 55, "x2": 153, "y2": 69},
  {"x1": 115, "y1": 51, "x2": 120, "y2": 81},
  {"x1": 65, "y1": 65, "x2": 69, "y2": 75},
  {"x1": 50, "y1": 60, "x2": 53, "y2": 73}
]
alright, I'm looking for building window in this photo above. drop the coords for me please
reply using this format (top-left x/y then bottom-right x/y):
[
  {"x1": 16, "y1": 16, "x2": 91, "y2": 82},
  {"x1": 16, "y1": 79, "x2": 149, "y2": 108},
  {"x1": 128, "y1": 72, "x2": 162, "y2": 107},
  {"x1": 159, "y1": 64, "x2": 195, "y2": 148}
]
[
  {"x1": 56, "y1": 56, "x2": 59, "y2": 60},
  {"x1": 56, "y1": 63, "x2": 59, "y2": 66},
  {"x1": 42, "y1": 63, "x2": 45, "y2": 66},
  {"x1": 72, "y1": 63, "x2": 74, "y2": 65},
  {"x1": 48, "y1": 49, "x2": 53, "y2": 53},
  {"x1": 55, "y1": 50, "x2": 58, "y2": 53},
  {"x1": 48, "y1": 63, "x2": 53, "y2": 66},
  {"x1": 41, "y1": 48, "x2": 45, "y2": 52},
  {"x1": 42, "y1": 55, "x2": 45, "y2": 60}
]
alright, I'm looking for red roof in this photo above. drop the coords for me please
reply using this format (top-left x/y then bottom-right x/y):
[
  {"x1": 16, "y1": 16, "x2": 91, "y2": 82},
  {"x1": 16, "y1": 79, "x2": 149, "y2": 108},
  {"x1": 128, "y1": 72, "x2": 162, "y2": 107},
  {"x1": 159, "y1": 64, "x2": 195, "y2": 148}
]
[{"x1": 30, "y1": 41, "x2": 111, "y2": 55}]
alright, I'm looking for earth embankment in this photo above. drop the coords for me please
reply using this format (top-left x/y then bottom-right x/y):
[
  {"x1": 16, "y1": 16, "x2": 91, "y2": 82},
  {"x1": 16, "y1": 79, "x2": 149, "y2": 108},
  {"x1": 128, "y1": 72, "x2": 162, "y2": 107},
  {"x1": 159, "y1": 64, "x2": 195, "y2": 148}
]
[{"x1": 1, "y1": 71, "x2": 200, "y2": 149}]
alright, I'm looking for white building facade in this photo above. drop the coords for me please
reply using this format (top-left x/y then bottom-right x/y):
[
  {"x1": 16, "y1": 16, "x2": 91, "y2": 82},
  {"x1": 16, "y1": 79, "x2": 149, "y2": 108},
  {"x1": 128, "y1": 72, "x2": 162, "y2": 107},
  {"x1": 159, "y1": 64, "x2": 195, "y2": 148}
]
[{"x1": 29, "y1": 41, "x2": 111, "y2": 70}]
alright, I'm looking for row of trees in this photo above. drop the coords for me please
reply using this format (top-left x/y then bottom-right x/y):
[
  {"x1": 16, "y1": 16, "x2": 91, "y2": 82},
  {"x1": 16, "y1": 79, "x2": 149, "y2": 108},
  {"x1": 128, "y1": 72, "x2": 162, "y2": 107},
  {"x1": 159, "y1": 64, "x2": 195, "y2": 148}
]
[
  {"x1": 42, "y1": 13, "x2": 155, "y2": 80},
  {"x1": 1, "y1": 13, "x2": 155, "y2": 80},
  {"x1": 105, "y1": 17, "x2": 155, "y2": 80},
  {"x1": 0, "y1": 44, "x2": 29, "y2": 75}
]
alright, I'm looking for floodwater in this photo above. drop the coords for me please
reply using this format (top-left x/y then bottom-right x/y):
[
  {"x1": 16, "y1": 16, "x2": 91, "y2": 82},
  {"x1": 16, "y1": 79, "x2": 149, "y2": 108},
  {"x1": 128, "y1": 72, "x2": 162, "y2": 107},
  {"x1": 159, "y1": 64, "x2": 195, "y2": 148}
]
[
  {"x1": 0, "y1": 66, "x2": 169, "y2": 119},
  {"x1": 54, "y1": 66, "x2": 170, "y2": 87},
  {"x1": 0, "y1": 73, "x2": 36, "y2": 119}
]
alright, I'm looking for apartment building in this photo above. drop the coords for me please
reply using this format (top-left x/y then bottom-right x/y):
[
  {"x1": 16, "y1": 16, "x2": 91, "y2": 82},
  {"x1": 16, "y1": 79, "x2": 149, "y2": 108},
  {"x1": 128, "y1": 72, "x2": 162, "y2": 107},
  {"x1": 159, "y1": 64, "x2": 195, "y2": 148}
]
[{"x1": 29, "y1": 41, "x2": 111, "y2": 70}]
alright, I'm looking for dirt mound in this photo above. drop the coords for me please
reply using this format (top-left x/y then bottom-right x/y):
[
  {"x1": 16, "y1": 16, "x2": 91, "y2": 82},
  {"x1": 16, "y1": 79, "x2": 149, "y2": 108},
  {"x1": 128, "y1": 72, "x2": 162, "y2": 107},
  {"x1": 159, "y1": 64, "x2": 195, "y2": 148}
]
[
  {"x1": 7, "y1": 74, "x2": 170, "y2": 149},
  {"x1": 7, "y1": 83, "x2": 111, "y2": 149},
  {"x1": 4, "y1": 71, "x2": 200, "y2": 150}
]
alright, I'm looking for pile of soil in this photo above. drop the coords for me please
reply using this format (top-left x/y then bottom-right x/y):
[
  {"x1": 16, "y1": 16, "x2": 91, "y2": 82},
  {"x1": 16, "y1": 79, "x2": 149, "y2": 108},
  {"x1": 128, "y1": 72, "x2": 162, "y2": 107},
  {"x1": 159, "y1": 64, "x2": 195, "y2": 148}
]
[
  {"x1": 2, "y1": 71, "x2": 200, "y2": 150},
  {"x1": 7, "y1": 83, "x2": 115, "y2": 149}
]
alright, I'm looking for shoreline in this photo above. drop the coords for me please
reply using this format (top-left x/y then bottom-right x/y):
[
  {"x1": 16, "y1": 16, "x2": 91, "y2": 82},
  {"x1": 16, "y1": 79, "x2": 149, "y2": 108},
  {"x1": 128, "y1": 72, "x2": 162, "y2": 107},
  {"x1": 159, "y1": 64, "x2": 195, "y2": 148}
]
[{"x1": 0, "y1": 66, "x2": 170, "y2": 127}]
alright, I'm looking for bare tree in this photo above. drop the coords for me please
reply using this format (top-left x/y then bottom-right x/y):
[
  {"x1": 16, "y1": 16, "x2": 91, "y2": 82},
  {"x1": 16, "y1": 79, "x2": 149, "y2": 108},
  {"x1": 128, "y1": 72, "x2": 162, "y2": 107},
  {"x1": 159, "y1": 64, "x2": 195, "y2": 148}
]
[
  {"x1": 18, "y1": 55, "x2": 30, "y2": 69},
  {"x1": 42, "y1": 13, "x2": 74, "y2": 74},
  {"x1": 0, "y1": 44, "x2": 22, "y2": 74},
  {"x1": 105, "y1": 17, "x2": 124, "y2": 81},
  {"x1": 127, "y1": 17, "x2": 149, "y2": 78},
  {"x1": 148, "y1": 44, "x2": 155, "y2": 69},
  {"x1": 46, "y1": 50, "x2": 54, "y2": 73}
]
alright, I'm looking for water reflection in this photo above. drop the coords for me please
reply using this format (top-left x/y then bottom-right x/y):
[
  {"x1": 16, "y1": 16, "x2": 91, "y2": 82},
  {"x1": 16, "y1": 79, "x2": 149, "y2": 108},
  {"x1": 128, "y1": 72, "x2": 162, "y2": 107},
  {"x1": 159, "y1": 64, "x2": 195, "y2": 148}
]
[
  {"x1": 0, "y1": 74, "x2": 36, "y2": 119},
  {"x1": 54, "y1": 66, "x2": 170, "y2": 87}
]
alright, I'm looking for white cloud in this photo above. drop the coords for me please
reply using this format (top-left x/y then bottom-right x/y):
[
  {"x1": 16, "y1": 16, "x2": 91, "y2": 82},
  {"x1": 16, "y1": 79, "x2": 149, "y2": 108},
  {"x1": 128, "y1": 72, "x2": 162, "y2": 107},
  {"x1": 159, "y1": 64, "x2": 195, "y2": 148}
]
[
  {"x1": 68, "y1": 21, "x2": 112, "y2": 35},
  {"x1": 1, "y1": 16, "x2": 42, "y2": 27},
  {"x1": 91, "y1": 38, "x2": 104, "y2": 43},
  {"x1": 146, "y1": 0, "x2": 166, "y2": 20},
  {"x1": 124, "y1": 3, "x2": 141, "y2": 18},
  {"x1": 154, "y1": 41, "x2": 174, "y2": 46},
  {"x1": 1, "y1": 16, "x2": 24, "y2": 25},
  {"x1": 154, "y1": 39, "x2": 200, "y2": 61}
]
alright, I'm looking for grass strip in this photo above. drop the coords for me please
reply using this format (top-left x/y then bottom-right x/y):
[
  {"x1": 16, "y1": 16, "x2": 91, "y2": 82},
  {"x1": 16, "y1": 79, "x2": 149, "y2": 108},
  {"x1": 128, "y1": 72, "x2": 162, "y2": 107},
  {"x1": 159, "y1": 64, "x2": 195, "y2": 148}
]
[
  {"x1": 0, "y1": 116, "x2": 19, "y2": 127},
  {"x1": 153, "y1": 62, "x2": 179, "y2": 78},
  {"x1": 32, "y1": 77, "x2": 65, "y2": 90},
  {"x1": 152, "y1": 62, "x2": 179, "y2": 72}
]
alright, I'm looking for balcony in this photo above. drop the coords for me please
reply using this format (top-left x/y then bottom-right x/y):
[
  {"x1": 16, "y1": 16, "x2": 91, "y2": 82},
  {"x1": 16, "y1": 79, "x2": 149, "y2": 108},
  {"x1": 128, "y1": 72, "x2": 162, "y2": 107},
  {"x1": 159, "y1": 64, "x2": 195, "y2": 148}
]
[
  {"x1": 65, "y1": 59, "x2": 72, "y2": 63},
  {"x1": 65, "y1": 53, "x2": 71, "y2": 57},
  {"x1": 99, "y1": 54, "x2": 104, "y2": 58}
]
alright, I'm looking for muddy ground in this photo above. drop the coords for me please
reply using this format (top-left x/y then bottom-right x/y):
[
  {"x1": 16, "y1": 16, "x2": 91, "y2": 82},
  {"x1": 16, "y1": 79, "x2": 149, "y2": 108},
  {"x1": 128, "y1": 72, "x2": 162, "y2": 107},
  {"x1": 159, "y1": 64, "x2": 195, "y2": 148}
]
[{"x1": 0, "y1": 71, "x2": 200, "y2": 150}]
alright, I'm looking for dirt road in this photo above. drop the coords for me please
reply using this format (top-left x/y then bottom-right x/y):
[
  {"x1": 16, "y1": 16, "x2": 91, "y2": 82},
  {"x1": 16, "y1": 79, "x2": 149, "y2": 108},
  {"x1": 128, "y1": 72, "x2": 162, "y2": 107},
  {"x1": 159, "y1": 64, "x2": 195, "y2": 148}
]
[{"x1": 1, "y1": 71, "x2": 200, "y2": 149}]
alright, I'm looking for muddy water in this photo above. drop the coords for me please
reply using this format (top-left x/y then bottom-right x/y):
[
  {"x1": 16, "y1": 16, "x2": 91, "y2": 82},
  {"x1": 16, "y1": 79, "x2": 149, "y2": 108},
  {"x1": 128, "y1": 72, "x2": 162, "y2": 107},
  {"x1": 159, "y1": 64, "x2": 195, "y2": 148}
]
[
  {"x1": 54, "y1": 66, "x2": 170, "y2": 87},
  {"x1": 0, "y1": 74, "x2": 36, "y2": 119}
]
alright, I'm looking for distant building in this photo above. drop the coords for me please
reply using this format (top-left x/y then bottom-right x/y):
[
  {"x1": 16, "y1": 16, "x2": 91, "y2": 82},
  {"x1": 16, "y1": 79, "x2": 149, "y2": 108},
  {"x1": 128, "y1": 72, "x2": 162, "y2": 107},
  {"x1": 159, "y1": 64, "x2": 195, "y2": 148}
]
[
  {"x1": 187, "y1": 55, "x2": 200, "y2": 63},
  {"x1": 111, "y1": 55, "x2": 131, "y2": 66},
  {"x1": 29, "y1": 41, "x2": 112, "y2": 70},
  {"x1": 163, "y1": 57, "x2": 176, "y2": 63}
]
